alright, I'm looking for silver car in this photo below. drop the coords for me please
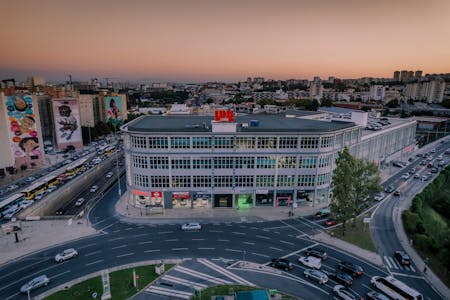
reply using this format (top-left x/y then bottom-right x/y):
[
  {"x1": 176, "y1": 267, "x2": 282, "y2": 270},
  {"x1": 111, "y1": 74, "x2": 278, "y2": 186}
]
[
  {"x1": 20, "y1": 275, "x2": 50, "y2": 293},
  {"x1": 54, "y1": 248, "x2": 78, "y2": 262},
  {"x1": 304, "y1": 268, "x2": 328, "y2": 284}
]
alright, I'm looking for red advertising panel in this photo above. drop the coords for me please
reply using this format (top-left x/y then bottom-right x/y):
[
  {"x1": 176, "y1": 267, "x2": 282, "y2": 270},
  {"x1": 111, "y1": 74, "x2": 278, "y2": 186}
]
[
  {"x1": 214, "y1": 110, "x2": 234, "y2": 122},
  {"x1": 132, "y1": 190, "x2": 148, "y2": 196}
]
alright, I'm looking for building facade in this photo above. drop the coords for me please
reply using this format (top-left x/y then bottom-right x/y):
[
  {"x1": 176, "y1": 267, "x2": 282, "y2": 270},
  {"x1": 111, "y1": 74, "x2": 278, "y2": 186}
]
[{"x1": 122, "y1": 111, "x2": 416, "y2": 211}]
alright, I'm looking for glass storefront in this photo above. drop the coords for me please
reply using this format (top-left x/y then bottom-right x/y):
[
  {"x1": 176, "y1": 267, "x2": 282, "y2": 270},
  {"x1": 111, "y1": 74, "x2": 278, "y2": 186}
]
[
  {"x1": 150, "y1": 191, "x2": 164, "y2": 207},
  {"x1": 275, "y1": 190, "x2": 293, "y2": 207},
  {"x1": 235, "y1": 193, "x2": 253, "y2": 208},
  {"x1": 171, "y1": 192, "x2": 191, "y2": 208},
  {"x1": 192, "y1": 193, "x2": 212, "y2": 208},
  {"x1": 132, "y1": 190, "x2": 149, "y2": 208},
  {"x1": 297, "y1": 190, "x2": 315, "y2": 206},
  {"x1": 214, "y1": 194, "x2": 233, "y2": 208},
  {"x1": 255, "y1": 191, "x2": 274, "y2": 206}
]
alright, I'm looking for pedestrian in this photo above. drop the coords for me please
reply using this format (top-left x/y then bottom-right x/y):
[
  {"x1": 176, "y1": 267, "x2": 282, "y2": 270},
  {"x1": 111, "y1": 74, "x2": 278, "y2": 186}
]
[{"x1": 423, "y1": 265, "x2": 427, "y2": 274}]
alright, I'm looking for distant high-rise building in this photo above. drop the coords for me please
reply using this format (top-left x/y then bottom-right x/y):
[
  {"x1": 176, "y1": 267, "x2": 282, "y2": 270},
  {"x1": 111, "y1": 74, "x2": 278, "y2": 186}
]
[
  {"x1": 328, "y1": 76, "x2": 335, "y2": 83},
  {"x1": 309, "y1": 79, "x2": 323, "y2": 101},
  {"x1": 393, "y1": 71, "x2": 400, "y2": 81},
  {"x1": 247, "y1": 77, "x2": 252, "y2": 84},
  {"x1": 369, "y1": 85, "x2": 386, "y2": 101},
  {"x1": 407, "y1": 71, "x2": 414, "y2": 81},
  {"x1": 254, "y1": 77, "x2": 264, "y2": 84},
  {"x1": 414, "y1": 70, "x2": 423, "y2": 79}
]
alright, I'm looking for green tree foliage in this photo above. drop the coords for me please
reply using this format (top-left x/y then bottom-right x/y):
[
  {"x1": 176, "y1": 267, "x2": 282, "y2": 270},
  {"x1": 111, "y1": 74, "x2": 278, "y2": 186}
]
[
  {"x1": 330, "y1": 148, "x2": 382, "y2": 234},
  {"x1": 320, "y1": 98, "x2": 333, "y2": 107}
]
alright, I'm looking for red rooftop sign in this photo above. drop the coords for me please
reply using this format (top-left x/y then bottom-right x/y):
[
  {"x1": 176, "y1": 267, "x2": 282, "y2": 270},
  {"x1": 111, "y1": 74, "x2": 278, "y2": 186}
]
[{"x1": 214, "y1": 110, "x2": 235, "y2": 122}]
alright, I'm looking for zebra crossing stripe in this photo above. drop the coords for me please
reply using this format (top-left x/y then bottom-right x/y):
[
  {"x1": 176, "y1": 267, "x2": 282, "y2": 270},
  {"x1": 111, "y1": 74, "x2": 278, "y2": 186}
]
[
  {"x1": 387, "y1": 257, "x2": 399, "y2": 269},
  {"x1": 384, "y1": 256, "x2": 392, "y2": 268},
  {"x1": 145, "y1": 286, "x2": 191, "y2": 299},
  {"x1": 409, "y1": 265, "x2": 415, "y2": 272},
  {"x1": 197, "y1": 259, "x2": 254, "y2": 286},
  {"x1": 162, "y1": 274, "x2": 208, "y2": 289}
]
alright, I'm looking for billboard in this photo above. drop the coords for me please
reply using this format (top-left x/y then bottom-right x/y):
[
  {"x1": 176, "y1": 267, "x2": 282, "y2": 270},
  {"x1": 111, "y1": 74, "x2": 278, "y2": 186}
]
[
  {"x1": 105, "y1": 96, "x2": 124, "y2": 126},
  {"x1": 52, "y1": 98, "x2": 82, "y2": 149},
  {"x1": 5, "y1": 95, "x2": 42, "y2": 167}
]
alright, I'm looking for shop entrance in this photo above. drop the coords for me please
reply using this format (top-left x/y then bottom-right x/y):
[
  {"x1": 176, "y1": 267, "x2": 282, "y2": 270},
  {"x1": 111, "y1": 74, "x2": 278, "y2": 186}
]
[
  {"x1": 171, "y1": 192, "x2": 191, "y2": 208},
  {"x1": 276, "y1": 191, "x2": 293, "y2": 207},
  {"x1": 214, "y1": 194, "x2": 233, "y2": 208},
  {"x1": 192, "y1": 193, "x2": 211, "y2": 208},
  {"x1": 235, "y1": 193, "x2": 253, "y2": 209}
]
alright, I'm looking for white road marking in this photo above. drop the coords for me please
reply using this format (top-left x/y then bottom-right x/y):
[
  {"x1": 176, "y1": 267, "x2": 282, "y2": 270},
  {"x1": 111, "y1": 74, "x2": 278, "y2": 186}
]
[
  {"x1": 52, "y1": 270, "x2": 70, "y2": 279},
  {"x1": 390, "y1": 272, "x2": 424, "y2": 279},
  {"x1": 111, "y1": 244, "x2": 127, "y2": 250},
  {"x1": 158, "y1": 231, "x2": 173, "y2": 234},
  {"x1": 384, "y1": 256, "x2": 393, "y2": 268},
  {"x1": 4, "y1": 292, "x2": 20, "y2": 300},
  {"x1": 263, "y1": 225, "x2": 289, "y2": 230},
  {"x1": 116, "y1": 252, "x2": 134, "y2": 258},
  {"x1": 232, "y1": 231, "x2": 246, "y2": 235},
  {"x1": 252, "y1": 252, "x2": 270, "y2": 258},
  {"x1": 192, "y1": 238, "x2": 205, "y2": 241},
  {"x1": 225, "y1": 248, "x2": 242, "y2": 253},
  {"x1": 270, "y1": 246, "x2": 283, "y2": 252},
  {"x1": 162, "y1": 274, "x2": 208, "y2": 289},
  {"x1": 174, "y1": 265, "x2": 232, "y2": 284},
  {"x1": 198, "y1": 247, "x2": 216, "y2": 250},
  {"x1": 280, "y1": 240, "x2": 295, "y2": 246},
  {"x1": 172, "y1": 248, "x2": 189, "y2": 251},
  {"x1": 85, "y1": 259, "x2": 104, "y2": 266},
  {"x1": 145, "y1": 285, "x2": 191, "y2": 299},
  {"x1": 218, "y1": 239, "x2": 230, "y2": 242},
  {"x1": 243, "y1": 242, "x2": 255, "y2": 246},
  {"x1": 209, "y1": 230, "x2": 223, "y2": 233},
  {"x1": 138, "y1": 241, "x2": 153, "y2": 245},
  {"x1": 131, "y1": 233, "x2": 148, "y2": 238},
  {"x1": 0, "y1": 257, "x2": 48, "y2": 281},
  {"x1": 280, "y1": 220, "x2": 309, "y2": 237},
  {"x1": 144, "y1": 249, "x2": 160, "y2": 253},
  {"x1": 164, "y1": 239, "x2": 179, "y2": 242},
  {"x1": 125, "y1": 227, "x2": 133, "y2": 231},
  {"x1": 108, "y1": 237, "x2": 124, "y2": 242},
  {"x1": 256, "y1": 235, "x2": 270, "y2": 239},
  {"x1": 78, "y1": 243, "x2": 97, "y2": 249},
  {"x1": 198, "y1": 258, "x2": 254, "y2": 286},
  {"x1": 85, "y1": 250, "x2": 102, "y2": 257}
]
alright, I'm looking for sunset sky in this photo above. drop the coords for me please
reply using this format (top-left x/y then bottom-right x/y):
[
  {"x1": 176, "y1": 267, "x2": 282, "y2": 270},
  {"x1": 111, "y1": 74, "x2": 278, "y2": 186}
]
[{"x1": 1, "y1": 0, "x2": 450, "y2": 82}]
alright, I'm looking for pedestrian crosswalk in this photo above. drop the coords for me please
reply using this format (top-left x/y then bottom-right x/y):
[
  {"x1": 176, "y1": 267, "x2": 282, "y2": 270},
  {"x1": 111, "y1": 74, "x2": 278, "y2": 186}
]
[
  {"x1": 384, "y1": 256, "x2": 416, "y2": 272},
  {"x1": 141, "y1": 259, "x2": 253, "y2": 299}
]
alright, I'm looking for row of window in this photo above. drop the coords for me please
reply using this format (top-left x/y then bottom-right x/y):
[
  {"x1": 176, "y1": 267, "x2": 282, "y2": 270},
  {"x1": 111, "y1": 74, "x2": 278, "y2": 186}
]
[
  {"x1": 130, "y1": 135, "x2": 342, "y2": 150},
  {"x1": 131, "y1": 155, "x2": 333, "y2": 169},
  {"x1": 132, "y1": 173, "x2": 331, "y2": 188}
]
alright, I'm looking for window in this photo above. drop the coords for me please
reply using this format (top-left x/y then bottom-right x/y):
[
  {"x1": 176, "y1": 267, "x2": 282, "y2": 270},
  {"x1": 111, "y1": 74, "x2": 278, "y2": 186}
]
[
  {"x1": 214, "y1": 176, "x2": 233, "y2": 187},
  {"x1": 133, "y1": 174, "x2": 149, "y2": 187},
  {"x1": 317, "y1": 173, "x2": 330, "y2": 186},
  {"x1": 278, "y1": 156, "x2": 297, "y2": 168},
  {"x1": 300, "y1": 137, "x2": 319, "y2": 149},
  {"x1": 235, "y1": 157, "x2": 254, "y2": 168},
  {"x1": 257, "y1": 137, "x2": 276, "y2": 149},
  {"x1": 279, "y1": 137, "x2": 298, "y2": 149},
  {"x1": 214, "y1": 137, "x2": 234, "y2": 149},
  {"x1": 132, "y1": 155, "x2": 148, "y2": 168},
  {"x1": 256, "y1": 156, "x2": 276, "y2": 168},
  {"x1": 170, "y1": 137, "x2": 190, "y2": 149},
  {"x1": 150, "y1": 176, "x2": 169, "y2": 188},
  {"x1": 192, "y1": 137, "x2": 212, "y2": 149},
  {"x1": 148, "y1": 137, "x2": 168, "y2": 149},
  {"x1": 214, "y1": 157, "x2": 233, "y2": 169},
  {"x1": 172, "y1": 176, "x2": 191, "y2": 188},
  {"x1": 298, "y1": 175, "x2": 316, "y2": 187},
  {"x1": 131, "y1": 136, "x2": 147, "y2": 148},
  {"x1": 235, "y1": 176, "x2": 254, "y2": 187},
  {"x1": 277, "y1": 175, "x2": 295, "y2": 187},
  {"x1": 171, "y1": 157, "x2": 191, "y2": 169},
  {"x1": 256, "y1": 175, "x2": 275, "y2": 187},
  {"x1": 235, "y1": 137, "x2": 255, "y2": 149},
  {"x1": 300, "y1": 157, "x2": 317, "y2": 168},
  {"x1": 318, "y1": 156, "x2": 331, "y2": 168},
  {"x1": 192, "y1": 158, "x2": 212, "y2": 169},
  {"x1": 193, "y1": 176, "x2": 211, "y2": 188},
  {"x1": 148, "y1": 157, "x2": 169, "y2": 169},
  {"x1": 320, "y1": 136, "x2": 333, "y2": 148}
]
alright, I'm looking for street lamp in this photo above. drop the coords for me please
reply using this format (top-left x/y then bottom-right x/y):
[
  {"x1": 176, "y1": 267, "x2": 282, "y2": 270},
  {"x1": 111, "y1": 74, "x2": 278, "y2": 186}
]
[{"x1": 113, "y1": 123, "x2": 122, "y2": 197}]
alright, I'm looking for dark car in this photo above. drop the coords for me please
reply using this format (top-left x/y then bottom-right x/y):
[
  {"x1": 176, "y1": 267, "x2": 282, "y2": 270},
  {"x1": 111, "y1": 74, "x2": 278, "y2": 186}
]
[
  {"x1": 366, "y1": 291, "x2": 390, "y2": 300},
  {"x1": 330, "y1": 270, "x2": 353, "y2": 286},
  {"x1": 55, "y1": 207, "x2": 66, "y2": 215},
  {"x1": 393, "y1": 190, "x2": 401, "y2": 196},
  {"x1": 325, "y1": 219, "x2": 337, "y2": 226},
  {"x1": 270, "y1": 258, "x2": 293, "y2": 271},
  {"x1": 304, "y1": 247, "x2": 328, "y2": 260},
  {"x1": 394, "y1": 251, "x2": 411, "y2": 265},
  {"x1": 314, "y1": 207, "x2": 331, "y2": 219},
  {"x1": 384, "y1": 185, "x2": 395, "y2": 193},
  {"x1": 430, "y1": 168, "x2": 438, "y2": 173},
  {"x1": 338, "y1": 261, "x2": 363, "y2": 277}
]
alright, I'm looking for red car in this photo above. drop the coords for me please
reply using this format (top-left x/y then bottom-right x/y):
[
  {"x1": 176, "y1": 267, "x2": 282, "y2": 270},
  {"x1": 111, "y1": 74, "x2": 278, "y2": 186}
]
[{"x1": 325, "y1": 219, "x2": 337, "y2": 226}]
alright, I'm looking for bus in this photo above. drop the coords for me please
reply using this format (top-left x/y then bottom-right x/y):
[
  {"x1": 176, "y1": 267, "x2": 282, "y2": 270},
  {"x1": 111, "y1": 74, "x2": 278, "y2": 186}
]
[
  {"x1": 371, "y1": 276, "x2": 423, "y2": 300},
  {"x1": 0, "y1": 193, "x2": 25, "y2": 218},
  {"x1": 41, "y1": 174, "x2": 61, "y2": 188},
  {"x1": 21, "y1": 181, "x2": 48, "y2": 201},
  {"x1": 65, "y1": 158, "x2": 87, "y2": 177}
]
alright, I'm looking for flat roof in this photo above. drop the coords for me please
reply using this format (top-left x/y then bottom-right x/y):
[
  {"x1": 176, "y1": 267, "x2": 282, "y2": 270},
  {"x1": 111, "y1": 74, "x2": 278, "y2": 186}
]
[{"x1": 125, "y1": 113, "x2": 356, "y2": 133}]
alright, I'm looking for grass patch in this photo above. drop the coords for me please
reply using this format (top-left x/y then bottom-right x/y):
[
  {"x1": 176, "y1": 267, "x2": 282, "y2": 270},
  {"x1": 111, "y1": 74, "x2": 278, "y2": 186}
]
[
  {"x1": 329, "y1": 216, "x2": 377, "y2": 252},
  {"x1": 45, "y1": 264, "x2": 173, "y2": 300},
  {"x1": 190, "y1": 285, "x2": 296, "y2": 300},
  {"x1": 421, "y1": 204, "x2": 448, "y2": 242}
]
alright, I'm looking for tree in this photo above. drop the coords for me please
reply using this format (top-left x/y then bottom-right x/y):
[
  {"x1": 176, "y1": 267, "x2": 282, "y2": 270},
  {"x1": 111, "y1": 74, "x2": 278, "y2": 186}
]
[
  {"x1": 330, "y1": 148, "x2": 382, "y2": 234},
  {"x1": 320, "y1": 98, "x2": 333, "y2": 107}
]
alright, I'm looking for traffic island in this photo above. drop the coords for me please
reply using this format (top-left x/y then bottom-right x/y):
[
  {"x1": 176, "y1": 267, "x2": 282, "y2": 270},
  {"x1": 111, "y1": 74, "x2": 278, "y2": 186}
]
[{"x1": 190, "y1": 285, "x2": 296, "y2": 300}]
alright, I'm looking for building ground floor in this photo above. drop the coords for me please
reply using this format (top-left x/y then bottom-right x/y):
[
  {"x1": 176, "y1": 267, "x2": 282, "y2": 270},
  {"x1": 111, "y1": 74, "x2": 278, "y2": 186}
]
[{"x1": 128, "y1": 187, "x2": 330, "y2": 210}]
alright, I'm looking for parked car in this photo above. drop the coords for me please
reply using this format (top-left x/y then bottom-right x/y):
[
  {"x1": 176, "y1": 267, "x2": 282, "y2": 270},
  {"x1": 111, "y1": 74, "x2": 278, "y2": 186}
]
[
  {"x1": 413, "y1": 173, "x2": 420, "y2": 179},
  {"x1": 55, "y1": 248, "x2": 78, "y2": 262},
  {"x1": 75, "y1": 198, "x2": 85, "y2": 207},
  {"x1": 393, "y1": 190, "x2": 401, "y2": 196},
  {"x1": 34, "y1": 192, "x2": 45, "y2": 201},
  {"x1": 333, "y1": 285, "x2": 363, "y2": 300},
  {"x1": 106, "y1": 171, "x2": 114, "y2": 178},
  {"x1": 401, "y1": 173, "x2": 410, "y2": 180},
  {"x1": 55, "y1": 207, "x2": 66, "y2": 215},
  {"x1": 416, "y1": 153, "x2": 423, "y2": 157},
  {"x1": 420, "y1": 160, "x2": 427, "y2": 166},
  {"x1": 304, "y1": 247, "x2": 328, "y2": 260},
  {"x1": 421, "y1": 175, "x2": 429, "y2": 181},
  {"x1": 20, "y1": 200, "x2": 34, "y2": 209},
  {"x1": 366, "y1": 291, "x2": 390, "y2": 300},
  {"x1": 20, "y1": 275, "x2": 50, "y2": 293},
  {"x1": 181, "y1": 222, "x2": 202, "y2": 231},
  {"x1": 325, "y1": 219, "x2": 337, "y2": 226},
  {"x1": 338, "y1": 261, "x2": 364, "y2": 277},
  {"x1": 430, "y1": 148, "x2": 436, "y2": 153},
  {"x1": 392, "y1": 161, "x2": 404, "y2": 168},
  {"x1": 304, "y1": 268, "x2": 328, "y2": 284},
  {"x1": 384, "y1": 185, "x2": 395, "y2": 193},
  {"x1": 437, "y1": 155, "x2": 443, "y2": 161},
  {"x1": 90, "y1": 185, "x2": 99, "y2": 193},
  {"x1": 270, "y1": 258, "x2": 293, "y2": 271},
  {"x1": 430, "y1": 168, "x2": 438, "y2": 173},
  {"x1": 394, "y1": 251, "x2": 411, "y2": 265},
  {"x1": 6, "y1": 184, "x2": 19, "y2": 191},
  {"x1": 314, "y1": 207, "x2": 330, "y2": 219},
  {"x1": 330, "y1": 271, "x2": 353, "y2": 286},
  {"x1": 298, "y1": 256, "x2": 322, "y2": 269},
  {"x1": 373, "y1": 192, "x2": 385, "y2": 201},
  {"x1": 26, "y1": 176, "x2": 36, "y2": 182}
]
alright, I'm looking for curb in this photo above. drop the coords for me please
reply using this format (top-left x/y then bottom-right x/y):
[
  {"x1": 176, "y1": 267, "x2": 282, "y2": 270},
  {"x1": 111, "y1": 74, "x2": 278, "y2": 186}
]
[{"x1": 34, "y1": 259, "x2": 184, "y2": 300}]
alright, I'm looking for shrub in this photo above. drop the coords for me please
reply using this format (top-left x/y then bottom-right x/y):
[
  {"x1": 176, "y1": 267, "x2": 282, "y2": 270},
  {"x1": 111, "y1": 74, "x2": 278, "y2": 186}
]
[
  {"x1": 403, "y1": 211, "x2": 420, "y2": 234},
  {"x1": 414, "y1": 234, "x2": 433, "y2": 252},
  {"x1": 411, "y1": 196, "x2": 423, "y2": 214}
]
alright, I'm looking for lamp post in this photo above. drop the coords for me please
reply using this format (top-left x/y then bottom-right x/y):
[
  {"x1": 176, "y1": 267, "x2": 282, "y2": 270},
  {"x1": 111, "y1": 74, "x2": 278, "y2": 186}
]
[{"x1": 113, "y1": 123, "x2": 122, "y2": 197}]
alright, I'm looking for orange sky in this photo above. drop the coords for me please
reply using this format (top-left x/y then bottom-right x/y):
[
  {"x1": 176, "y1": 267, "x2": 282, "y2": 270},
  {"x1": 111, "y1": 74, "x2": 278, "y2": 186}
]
[{"x1": 1, "y1": 0, "x2": 450, "y2": 82}]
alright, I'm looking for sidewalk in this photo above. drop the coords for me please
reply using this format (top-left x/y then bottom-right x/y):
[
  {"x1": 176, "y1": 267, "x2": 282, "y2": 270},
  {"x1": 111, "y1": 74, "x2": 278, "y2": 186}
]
[{"x1": 0, "y1": 219, "x2": 97, "y2": 266}]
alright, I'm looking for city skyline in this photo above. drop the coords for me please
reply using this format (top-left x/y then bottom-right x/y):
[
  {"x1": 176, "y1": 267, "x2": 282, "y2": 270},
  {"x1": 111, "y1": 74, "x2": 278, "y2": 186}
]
[{"x1": 1, "y1": 0, "x2": 450, "y2": 82}]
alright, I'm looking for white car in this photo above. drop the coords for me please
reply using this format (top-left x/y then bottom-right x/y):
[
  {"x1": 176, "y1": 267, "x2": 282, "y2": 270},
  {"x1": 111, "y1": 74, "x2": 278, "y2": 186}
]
[
  {"x1": 106, "y1": 172, "x2": 114, "y2": 178},
  {"x1": 373, "y1": 192, "x2": 385, "y2": 201},
  {"x1": 401, "y1": 173, "x2": 410, "y2": 180},
  {"x1": 54, "y1": 248, "x2": 78, "y2": 262},
  {"x1": 34, "y1": 192, "x2": 45, "y2": 201},
  {"x1": 75, "y1": 198, "x2": 85, "y2": 206},
  {"x1": 20, "y1": 200, "x2": 34, "y2": 209},
  {"x1": 304, "y1": 268, "x2": 328, "y2": 284},
  {"x1": 333, "y1": 284, "x2": 362, "y2": 300},
  {"x1": 298, "y1": 256, "x2": 322, "y2": 269},
  {"x1": 181, "y1": 222, "x2": 202, "y2": 231},
  {"x1": 90, "y1": 185, "x2": 98, "y2": 193},
  {"x1": 20, "y1": 275, "x2": 50, "y2": 293}
]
